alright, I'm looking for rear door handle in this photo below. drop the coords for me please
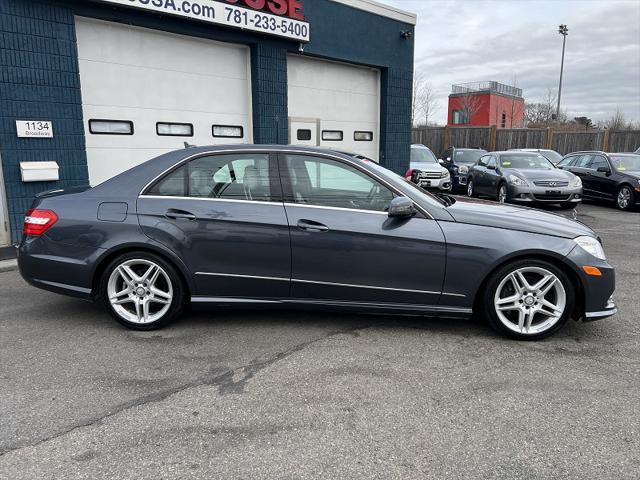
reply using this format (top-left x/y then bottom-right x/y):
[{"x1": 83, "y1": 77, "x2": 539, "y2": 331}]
[
  {"x1": 297, "y1": 219, "x2": 329, "y2": 232},
  {"x1": 165, "y1": 209, "x2": 196, "y2": 221}
]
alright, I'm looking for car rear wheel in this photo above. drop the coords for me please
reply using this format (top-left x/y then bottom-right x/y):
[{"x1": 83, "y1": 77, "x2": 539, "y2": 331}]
[
  {"x1": 497, "y1": 183, "x2": 508, "y2": 203},
  {"x1": 100, "y1": 252, "x2": 185, "y2": 330},
  {"x1": 483, "y1": 259, "x2": 574, "y2": 340},
  {"x1": 467, "y1": 178, "x2": 475, "y2": 197},
  {"x1": 616, "y1": 185, "x2": 635, "y2": 210}
]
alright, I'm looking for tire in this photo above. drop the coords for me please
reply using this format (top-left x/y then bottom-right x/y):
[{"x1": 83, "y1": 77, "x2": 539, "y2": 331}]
[
  {"x1": 99, "y1": 251, "x2": 186, "y2": 330},
  {"x1": 616, "y1": 185, "x2": 635, "y2": 211},
  {"x1": 497, "y1": 183, "x2": 508, "y2": 203},
  {"x1": 467, "y1": 178, "x2": 476, "y2": 197},
  {"x1": 482, "y1": 259, "x2": 575, "y2": 340}
]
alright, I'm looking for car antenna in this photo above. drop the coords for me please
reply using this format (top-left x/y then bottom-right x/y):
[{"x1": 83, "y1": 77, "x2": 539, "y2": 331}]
[{"x1": 184, "y1": 141, "x2": 197, "y2": 148}]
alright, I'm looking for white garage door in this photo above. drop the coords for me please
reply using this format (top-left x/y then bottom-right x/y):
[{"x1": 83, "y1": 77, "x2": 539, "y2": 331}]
[
  {"x1": 76, "y1": 18, "x2": 252, "y2": 185},
  {"x1": 287, "y1": 55, "x2": 380, "y2": 161}
]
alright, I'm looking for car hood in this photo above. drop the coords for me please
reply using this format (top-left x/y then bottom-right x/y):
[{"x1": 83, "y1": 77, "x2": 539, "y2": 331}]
[
  {"x1": 445, "y1": 196, "x2": 594, "y2": 239},
  {"x1": 411, "y1": 163, "x2": 448, "y2": 174},
  {"x1": 503, "y1": 168, "x2": 575, "y2": 181}
]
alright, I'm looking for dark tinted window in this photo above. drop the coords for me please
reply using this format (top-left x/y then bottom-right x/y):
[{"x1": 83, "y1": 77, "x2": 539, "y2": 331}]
[
  {"x1": 572, "y1": 155, "x2": 592, "y2": 168},
  {"x1": 557, "y1": 156, "x2": 574, "y2": 167},
  {"x1": 147, "y1": 153, "x2": 274, "y2": 202},
  {"x1": 283, "y1": 154, "x2": 393, "y2": 212},
  {"x1": 587, "y1": 155, "x2": 609, "y2": 170},
  {"x1": 147, "y1": 165, "x2": 187, "y2": 197},
  {"x1": 455, "y1": 149, "x2": 486, "y2": 164},
  {"x1": 478, "y1": 155, "x2": 490, "y2": 166},
  {"x1": 487, "y1": 156, "x2": 497, "y2": 168},
  {"x1": 297, "y1": 129, "x2": 312, "y2": 141}
]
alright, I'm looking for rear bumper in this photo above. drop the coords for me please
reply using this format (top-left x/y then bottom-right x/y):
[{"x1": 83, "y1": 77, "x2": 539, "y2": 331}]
[{"x1": 18, "y1": 235, "x2": 102, "y2": 300}]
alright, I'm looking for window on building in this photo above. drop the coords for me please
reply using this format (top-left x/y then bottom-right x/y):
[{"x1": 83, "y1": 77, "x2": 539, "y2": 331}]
[
  {"x1": 500, "y1": 113, "x2": 506, "y2": 128},
  {"x1": 297, "y1": 129, "x2": 312, "y2": 141},
  {"x1": 212, "y1": 125, "x2": 244, "y2": 138},
  {"x1": 321, "y1": 130, "x2": 343, "y2": 141},
  {"x1": 354, "y1": 131, "x2": 373, "y2": 141},
  {"x1": 89, "y1": 119, "x2": 133, "y2": 135},
  {"x1": 156, "y1": 122, "x2": 193, "y2": 137}
]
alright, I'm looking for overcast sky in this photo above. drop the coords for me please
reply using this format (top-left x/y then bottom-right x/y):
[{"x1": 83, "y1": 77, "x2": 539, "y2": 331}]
[{"x1": 383, "y1": 0, "x2": 640, "y2": 125}]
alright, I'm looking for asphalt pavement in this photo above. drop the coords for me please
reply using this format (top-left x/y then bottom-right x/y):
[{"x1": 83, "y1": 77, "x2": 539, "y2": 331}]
[{"x1": 0, "y1": 201, "x2": 638, "y2": 479}]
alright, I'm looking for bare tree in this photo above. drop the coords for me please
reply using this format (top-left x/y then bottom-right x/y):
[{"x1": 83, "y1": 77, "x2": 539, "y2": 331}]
[
  {"x1": 412, "y1": 71, "x2": 439, "y2": 126},
  {"x1": 505, "y1": 75, "x2": 524, "y2": 128},
  {"x1": 524, "y1": 88, "x2": 567, "y2": 126},
  {"x1": 603, "y1": 109, "x2": 634, "y2": 130},
  {"x1": 455, "y1": 93, "x2": 482, "y2": 125}
]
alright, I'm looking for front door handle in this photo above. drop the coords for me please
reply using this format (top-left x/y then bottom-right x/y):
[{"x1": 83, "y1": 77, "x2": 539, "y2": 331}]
[
  {"x1": 297, "y1": 219, "x2": 329, "y2": 232},
  {"x1": 165, "y1": 209, "x2": 196, "y2": 221}
]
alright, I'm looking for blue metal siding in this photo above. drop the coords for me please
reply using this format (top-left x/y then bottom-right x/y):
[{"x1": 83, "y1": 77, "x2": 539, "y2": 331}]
[
  {"x1": 0, "y1": 0, "x2": 414, "y2": 244},
  {"x1": 0, "y1": 0, "x2": 88, "y2": 244}
]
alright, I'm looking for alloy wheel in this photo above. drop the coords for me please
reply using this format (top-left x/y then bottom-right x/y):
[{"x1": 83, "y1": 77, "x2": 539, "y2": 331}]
[
  {"x1": 107, "y1": 259, "x2": 173, "y2": 324},
  {"x1": 493, "y1": 266, "x2": 566, "y2": 335},
  {"x1": 617, "y1": 186, "x2": 631, "y2": 209},
  {"x1": 467, "y1": 180, "x2": 474, "y2": 197},
  {"x1": 498, "y1": 184, "x2": 507, "y2": 203}
]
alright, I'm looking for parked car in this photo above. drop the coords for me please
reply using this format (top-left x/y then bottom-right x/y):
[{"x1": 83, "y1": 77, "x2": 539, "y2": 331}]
[
  {"x1": 557, "y1": 151, "x2": 640, "y2": 210},
  {"x1": 405, "y1": 144, "x2": 451, "y2": 191},
  {"x1": 509, "y1": 148, "x2": 563, "y2": 165},
  {"x1": 439, "y1": 147, "x2": 487, "y2": 191},
  {"x1": 635, "y1": 147, "x2": 640, "y2": 153},
  {"x1": 18, "y1": 145, "x2": 616, "y2": 340},
  {"x1": 467, "y1": 151, "x2": 582, "y2": 208}
]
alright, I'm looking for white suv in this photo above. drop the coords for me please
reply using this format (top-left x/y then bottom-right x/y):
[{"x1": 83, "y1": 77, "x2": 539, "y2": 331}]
[{"x1": 405, "y1": 144, "x2": 452, "y2": 191}]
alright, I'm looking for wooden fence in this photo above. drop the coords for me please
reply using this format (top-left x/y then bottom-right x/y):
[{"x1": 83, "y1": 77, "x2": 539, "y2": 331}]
[{"x1": 412, "y1": 126, "x2": 640, "y2": 156}]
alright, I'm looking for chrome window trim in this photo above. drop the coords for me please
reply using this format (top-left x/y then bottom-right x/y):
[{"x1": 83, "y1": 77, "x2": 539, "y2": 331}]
[
  {"x1": 137, "y1": 148, "x2": 435, "y2": 220},
  {"x1": 141, "y1": 195, "x2": 283, "y2": 207},
  {"x1": 283, "y1": 202, "x2": 389, "y2": 216}
]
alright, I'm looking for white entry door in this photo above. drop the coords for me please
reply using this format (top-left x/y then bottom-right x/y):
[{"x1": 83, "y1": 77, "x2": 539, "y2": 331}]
[{"x1": 76, "y1": 17, "x2": 252, "y2": 185}]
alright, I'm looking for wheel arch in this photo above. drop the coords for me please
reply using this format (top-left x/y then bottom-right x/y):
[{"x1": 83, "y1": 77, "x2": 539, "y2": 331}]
[
  {"x1": 472, "y1": 252, "x2": 585, "y2": 321},
  {"x1": 91, "y1": 243, "x2": 193, "y2": 299}
]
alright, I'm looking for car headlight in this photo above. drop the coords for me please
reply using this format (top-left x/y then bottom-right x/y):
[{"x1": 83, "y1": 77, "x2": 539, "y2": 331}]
[
  {"x1": 574, "y1": 235, "x2": 606, "y2": 260},
  {"x1": 440, "y1": 170, "x2": 449, "y2": 178},
  {"x1": 508, "y1": 174, "x2": 528, "y2": 186},
  {"x1": 458, "y1": 165, "x2": 469, "y2": 174},
  {"x1": 572, "y1": 176, "x2": 582, "y2": 187}
]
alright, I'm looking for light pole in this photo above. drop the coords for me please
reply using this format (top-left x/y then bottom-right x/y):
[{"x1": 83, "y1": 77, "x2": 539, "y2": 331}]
[{"x1": 556, "y1": 24, "x2": 568, "y2": 122}]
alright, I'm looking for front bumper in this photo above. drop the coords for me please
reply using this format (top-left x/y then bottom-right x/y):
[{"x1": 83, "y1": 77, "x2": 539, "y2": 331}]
[
  {"x1": 508, "y1": 184, "x2": 582, "y2": 203},
  {"x1": 584, "y1": 297, "x2": 617, "y2": 322},
  {"x1": 415, "y1": 176, "x2": 452, "y2": 191}
]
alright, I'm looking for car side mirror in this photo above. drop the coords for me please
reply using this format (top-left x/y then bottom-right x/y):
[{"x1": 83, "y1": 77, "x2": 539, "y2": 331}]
[
  {"x1": 597, "y1": 166, "x2": 611, "y2": 175},
  {"x1": 388, "y1": 196, "x2": 415, "y2": 218}
]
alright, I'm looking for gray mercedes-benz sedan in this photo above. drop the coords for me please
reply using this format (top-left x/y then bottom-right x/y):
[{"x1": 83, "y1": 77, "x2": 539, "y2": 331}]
[{"x1": 18, "y1": 145, "x2": 616, "y2": 340}]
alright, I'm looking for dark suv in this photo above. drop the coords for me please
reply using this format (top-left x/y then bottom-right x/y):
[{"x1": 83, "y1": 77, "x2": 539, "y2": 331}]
[
  {"x1": 439, "y1": 147, "x2": 487, "y2": 192},
  {"x1": 557, "y1": 151, "x2": 640, "y2": 210}
]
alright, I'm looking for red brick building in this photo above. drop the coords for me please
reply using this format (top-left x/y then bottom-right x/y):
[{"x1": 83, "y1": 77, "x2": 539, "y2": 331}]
[{"x1": 447, "y1": 81, "x2": 524, "y2": 128}]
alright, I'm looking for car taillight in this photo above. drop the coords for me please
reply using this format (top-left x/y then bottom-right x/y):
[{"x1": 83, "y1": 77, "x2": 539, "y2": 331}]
[{"x1": 23, "y1": 209, "x2": 58, "y2": 236}]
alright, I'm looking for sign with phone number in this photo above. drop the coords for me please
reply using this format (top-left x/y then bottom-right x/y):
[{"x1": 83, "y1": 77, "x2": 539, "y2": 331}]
[{"x1": 96, "y1": 0, "x2": 310, "y2": 42}]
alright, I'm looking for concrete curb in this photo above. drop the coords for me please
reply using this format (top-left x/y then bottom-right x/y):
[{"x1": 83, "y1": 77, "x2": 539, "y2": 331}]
[{"x1": 0, "y1": 259, "x2": 18, "y2": 273}]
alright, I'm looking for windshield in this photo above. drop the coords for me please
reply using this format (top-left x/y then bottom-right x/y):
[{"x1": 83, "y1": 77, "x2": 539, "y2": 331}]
[
  {"x1": 455, "y1": 149, "x2": 486, "y2": 164},
  {"x1": 410, "y1": 147, "x2": 438, "y2": 165},
  {"x1": 610, "y1": 154, "x2": 640, "y2": 171},
  {"x1": 500, "y1": 154, "x2": 555, "y2": 170},
  {"x1": 539, "y1": 150, "x2": 563, "y2": 164}
]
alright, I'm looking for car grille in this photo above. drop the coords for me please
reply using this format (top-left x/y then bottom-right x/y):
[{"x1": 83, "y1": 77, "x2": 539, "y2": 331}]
[
  {"x1": 533, "y1": 193, "x2": 571, "y2": 201},
  {"x1": 533, "y1": 180, "x2": 569, "y2": 187},
  {"x1": 418, "y1": 171, "x2": 441, "y2": 179}
]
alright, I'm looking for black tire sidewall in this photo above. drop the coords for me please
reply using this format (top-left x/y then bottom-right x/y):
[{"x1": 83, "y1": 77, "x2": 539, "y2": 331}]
[
  {"x1": 498, "y1": 183, "x2": 507, "y2": 203},
  {"x1": 468, "y1": 178, "x2": 475, "y2": 197},
  {"x1": 483, "y1": 259, "x2": 575, "y2": 340},
  {"x1": 99, "y1": 251, "x2": 185, "y2": 330}
]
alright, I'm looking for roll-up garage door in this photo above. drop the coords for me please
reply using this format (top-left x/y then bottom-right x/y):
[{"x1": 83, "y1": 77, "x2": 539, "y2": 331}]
[
  {"x1": 76, "y1": 18, "x2": 252, "y2": 185},
  {"x1": 287, "y1": 55, "x2": 380, "y2": 161}
]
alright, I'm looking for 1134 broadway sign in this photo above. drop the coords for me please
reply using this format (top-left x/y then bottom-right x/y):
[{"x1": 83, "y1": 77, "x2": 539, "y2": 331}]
[{"x1": 96, "y1": 0, "x2": 309, "y2": 42}]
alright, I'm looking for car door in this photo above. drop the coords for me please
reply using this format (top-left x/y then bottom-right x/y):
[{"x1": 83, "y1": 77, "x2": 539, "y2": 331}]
[
  {"x1": 471, "y1": 154, "x2": 490, "y2": 192},
  {"x1": 137, "y1": 151, "x2": 291, "y2": 298},
  {"x1": 483, "y1": 155, "x2": 501, "y2": 194},
  {"x1": 278, "y1": 152, "x2": 446, "y2": 306},
  {"x1": 585, "y1": 154, "x2": 615, "y2": 200}
]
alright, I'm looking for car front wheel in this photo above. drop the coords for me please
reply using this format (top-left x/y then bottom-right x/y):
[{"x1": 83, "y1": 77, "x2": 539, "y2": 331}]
[
  {"x1": 616, "y1": 185, "x2": 635, "y2": 210},
  {"x1": 483, "y1": 260, "x2": 574, "y2": 340},
  {"x1": 467, "y1": 178, "x2": 475, "y2": 197},
  {"x1": 497, "y1": 183, "x2": 508, "y2": 203},
  {"x1": 100, "y1": 252, "x2": 185, "y2": 330}
]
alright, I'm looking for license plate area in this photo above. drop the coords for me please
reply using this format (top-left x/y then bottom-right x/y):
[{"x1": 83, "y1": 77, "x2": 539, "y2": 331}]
[{"x1": 546, "y1": 190, "x2": 561, "y2": 194}]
